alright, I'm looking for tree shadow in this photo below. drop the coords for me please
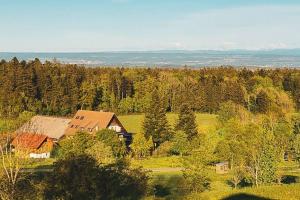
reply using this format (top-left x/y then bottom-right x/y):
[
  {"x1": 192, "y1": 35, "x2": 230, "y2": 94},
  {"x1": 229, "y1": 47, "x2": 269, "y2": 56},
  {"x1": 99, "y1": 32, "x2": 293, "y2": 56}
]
[
  {"x1": 221, "y1": 193, "x2": 273, "y2": 200},
  {"x1": 151, "y1": 174, "x2": 185, "y2": 199},
  {"x1": 153, "y1": 184, "x2": 171, "y2": 197},
  {"x1": 225, "y1": 178, "x2": 252, "y2": 189},
  {"x1": 281, "y1": 175, "x2": 299, "y2": 184}
]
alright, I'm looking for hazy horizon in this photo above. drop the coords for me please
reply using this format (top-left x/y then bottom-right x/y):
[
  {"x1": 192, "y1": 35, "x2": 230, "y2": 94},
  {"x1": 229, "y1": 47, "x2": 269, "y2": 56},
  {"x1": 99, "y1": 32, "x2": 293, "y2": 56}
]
[{"x1": 2, "y1": 49, "x2": 300, "y2": 67}]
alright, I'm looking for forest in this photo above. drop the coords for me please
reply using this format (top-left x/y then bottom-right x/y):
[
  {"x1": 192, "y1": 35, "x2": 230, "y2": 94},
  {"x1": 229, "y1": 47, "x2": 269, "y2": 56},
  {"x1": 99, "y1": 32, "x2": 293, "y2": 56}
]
[
  {"x1": 1, "y1": 58, "x2": 300, "y2": 199},
  {"x1": 0, "y1": 57, "x2": 300, "y2": 118}
]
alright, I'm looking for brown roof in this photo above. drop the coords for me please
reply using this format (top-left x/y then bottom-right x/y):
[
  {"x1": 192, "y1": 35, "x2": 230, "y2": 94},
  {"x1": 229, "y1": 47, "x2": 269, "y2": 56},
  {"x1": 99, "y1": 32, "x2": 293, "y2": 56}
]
[
  {"x1": 11, "y1": 133, "x2": 48, "y2": 150},
  {"x1": 16, "y1": 116, "x2": 71, "y2": 140},
  {"x1": 64, "y1": 110, "x2": 125, "y2": 136}
]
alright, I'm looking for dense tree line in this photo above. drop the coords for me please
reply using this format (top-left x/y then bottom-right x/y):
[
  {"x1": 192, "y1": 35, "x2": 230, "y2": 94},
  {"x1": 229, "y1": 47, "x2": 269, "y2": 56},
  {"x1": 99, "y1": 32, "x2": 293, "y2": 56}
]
[{"x1": 1, "y1": 58, "x2": 300, "y2": 118}]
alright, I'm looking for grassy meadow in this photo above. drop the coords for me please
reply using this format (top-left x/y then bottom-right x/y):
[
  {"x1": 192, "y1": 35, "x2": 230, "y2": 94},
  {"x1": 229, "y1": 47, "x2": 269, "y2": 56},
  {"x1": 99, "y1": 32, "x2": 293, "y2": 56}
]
[{"x1": 119, "y1": 113, "x2": 218, "y2": 134}]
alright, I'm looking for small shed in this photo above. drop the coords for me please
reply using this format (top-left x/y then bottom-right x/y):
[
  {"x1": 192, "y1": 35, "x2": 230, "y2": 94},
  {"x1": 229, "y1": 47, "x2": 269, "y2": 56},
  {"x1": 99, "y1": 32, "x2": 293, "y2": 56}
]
[{"x1": 216, "y1": 161, "x2": 229, "y2": 174}]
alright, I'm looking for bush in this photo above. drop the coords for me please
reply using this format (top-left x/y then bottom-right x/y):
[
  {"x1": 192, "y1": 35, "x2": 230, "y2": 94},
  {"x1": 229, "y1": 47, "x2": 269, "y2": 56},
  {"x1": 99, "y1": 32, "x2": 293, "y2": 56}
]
[
  {"x1": 57, "y1": 132, "x2": 95, "y2": 158},
  {"x1": 153, "y1": 141, "x2": 173, "y2": 157},
  {"x1": 85, "y1": 141, "x2": 115, "y2": 165}
]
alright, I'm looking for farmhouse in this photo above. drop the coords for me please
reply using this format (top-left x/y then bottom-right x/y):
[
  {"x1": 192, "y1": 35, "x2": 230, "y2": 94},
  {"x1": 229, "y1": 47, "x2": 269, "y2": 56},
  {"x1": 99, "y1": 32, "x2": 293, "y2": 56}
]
[
  {"x1": 64, "y1": 110, "x2": 132, "y2": 143},
  {"x1": 16, "y1": 115, "x2": 71, "y2": 141},
  {"x1": 11, "y1": 133, "x2": 54, "y2": 158},
  {"x1": 12, "y1": 110, "x2": 131, "y2": 157}
]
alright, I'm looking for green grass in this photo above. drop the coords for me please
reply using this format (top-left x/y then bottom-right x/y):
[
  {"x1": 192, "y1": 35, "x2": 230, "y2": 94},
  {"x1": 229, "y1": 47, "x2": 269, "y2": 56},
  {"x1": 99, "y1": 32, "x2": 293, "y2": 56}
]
[
  {"x1": 119, "y1": 113, "x2": 218, "y2": 134},
  {"x1": 140, "y1": 157, "x2": 300, "y2": 200},
  {"x1": 196, "y1": 184, "x2": 300, "y2": 200},
  {"x1": 131, "y1": 156, "x2": 183, "y2": 169},
  {"x1": 25, "y1": 158, "x2": 56, "y2": 169}
]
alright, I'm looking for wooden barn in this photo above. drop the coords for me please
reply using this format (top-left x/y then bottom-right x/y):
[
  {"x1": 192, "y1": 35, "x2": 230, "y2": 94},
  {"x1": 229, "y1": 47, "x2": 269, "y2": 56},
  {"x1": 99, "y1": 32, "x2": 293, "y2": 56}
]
[{"x1": 11, "y1": 133, "x2": 54, "y2": 159}]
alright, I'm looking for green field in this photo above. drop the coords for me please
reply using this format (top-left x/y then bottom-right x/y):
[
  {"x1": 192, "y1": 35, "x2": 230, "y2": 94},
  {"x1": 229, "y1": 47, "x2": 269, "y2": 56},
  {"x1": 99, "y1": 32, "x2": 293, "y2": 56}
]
[{"x1": 119, "y1": 113, "x2": 218, "y2": 134}]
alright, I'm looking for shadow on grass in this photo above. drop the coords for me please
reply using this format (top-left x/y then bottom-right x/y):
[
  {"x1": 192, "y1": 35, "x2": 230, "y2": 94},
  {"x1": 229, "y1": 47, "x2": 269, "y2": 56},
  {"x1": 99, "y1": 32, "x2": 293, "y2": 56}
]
[
  {"x1": 281, "y1": 175, "x2": 299, "y2": 184},
  {"x1": 151, "y1": 174, "x2": 185, "y2": 199},
  {"x1": 225, "y1": 178, "x2": 252, "y2": 189},
  {"x1": 221, "y1": 193, "x2": 273, "y2": 200},
  {"x1": 153, "y1": 184, "x2": 171, "y2": 197}
]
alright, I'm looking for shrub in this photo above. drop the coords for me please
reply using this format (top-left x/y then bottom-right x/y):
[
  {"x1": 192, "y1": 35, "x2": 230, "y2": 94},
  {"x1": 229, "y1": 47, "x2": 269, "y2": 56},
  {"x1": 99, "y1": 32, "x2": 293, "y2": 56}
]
[{"x1": 153, "y1": 141, "x2": 173, "y2": 157}]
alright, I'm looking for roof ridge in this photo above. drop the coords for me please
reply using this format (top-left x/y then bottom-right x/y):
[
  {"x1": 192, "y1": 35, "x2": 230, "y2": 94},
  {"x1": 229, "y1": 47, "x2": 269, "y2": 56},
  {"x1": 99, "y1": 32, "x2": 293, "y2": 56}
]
[{"x1": 34, "y1": 115, "x2": 72, "y2": 120}]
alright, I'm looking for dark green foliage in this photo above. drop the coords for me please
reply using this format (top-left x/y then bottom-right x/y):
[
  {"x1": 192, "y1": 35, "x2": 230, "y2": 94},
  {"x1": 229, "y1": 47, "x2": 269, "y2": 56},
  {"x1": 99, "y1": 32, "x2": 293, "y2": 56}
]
[
  {"x1": 292, "y1": 114, "x2": 300, "y2": 135},
  {"x1": 96, "y1": 129, "x2": 127, "y2": 158},
  {"x1": 143, "y1": 88, "x2": 171, "y2": 148},
  {"x1": 43, "y1": 154, "x2": 148, "y2": 200},
  {"x1": 175, "y1": 103, "x2": 198, "y2": 140},
  {"x1": 254, "y1": 90, "x2": 272, "y2": 113},
  {"x1": 44, "y1": 155, "x2": 99, "y2": 200}
]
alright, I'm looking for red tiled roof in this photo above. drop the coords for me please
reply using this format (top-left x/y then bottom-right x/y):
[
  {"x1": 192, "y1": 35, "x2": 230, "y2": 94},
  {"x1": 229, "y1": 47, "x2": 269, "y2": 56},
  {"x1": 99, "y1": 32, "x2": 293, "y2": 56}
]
[{"x1": 11, "y1": 133, "x2": 48, "y2": 150}]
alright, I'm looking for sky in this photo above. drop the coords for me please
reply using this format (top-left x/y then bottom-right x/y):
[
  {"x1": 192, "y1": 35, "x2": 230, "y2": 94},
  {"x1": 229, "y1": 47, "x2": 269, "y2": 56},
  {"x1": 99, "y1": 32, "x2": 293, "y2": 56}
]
[{"x1": 1, "y1": 0, "x2": 300, "y2": 52}]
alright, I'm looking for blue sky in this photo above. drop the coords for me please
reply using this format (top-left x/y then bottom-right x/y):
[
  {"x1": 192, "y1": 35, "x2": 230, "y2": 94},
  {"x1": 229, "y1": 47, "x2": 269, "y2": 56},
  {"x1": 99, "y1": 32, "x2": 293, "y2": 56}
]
[{"x1": 1, "y1": 0, "x2": 300, "y2": 52}]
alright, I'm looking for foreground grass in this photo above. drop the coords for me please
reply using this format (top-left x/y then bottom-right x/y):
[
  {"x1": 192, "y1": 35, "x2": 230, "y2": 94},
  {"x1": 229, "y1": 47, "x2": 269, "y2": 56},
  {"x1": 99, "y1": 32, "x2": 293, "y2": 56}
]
[
  {"x1": 195, "y1": 184, "x2": 300, "y2": 200},
  {"x1": 146, "y1": 172, "x2": 300, "y2": 200},
  {"x1": 119, "y1": 113, "x2": 218, "y2": 134}
]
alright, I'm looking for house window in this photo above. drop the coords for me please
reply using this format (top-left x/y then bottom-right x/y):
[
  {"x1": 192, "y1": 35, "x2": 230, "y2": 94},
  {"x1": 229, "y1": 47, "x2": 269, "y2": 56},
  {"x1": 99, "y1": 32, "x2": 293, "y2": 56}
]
[
  {"x1": 109, "y1": 125, "x2": 121, "y2": 132},
  {"x1": 70, "y1": 125, "x2": 74, "y2": 128},
  {"x1": 80, "y1": 116, "x2": 84, "y2": 120},
  {"x1": 75, "y1": 116, "x2": 80, "y2": 119}
]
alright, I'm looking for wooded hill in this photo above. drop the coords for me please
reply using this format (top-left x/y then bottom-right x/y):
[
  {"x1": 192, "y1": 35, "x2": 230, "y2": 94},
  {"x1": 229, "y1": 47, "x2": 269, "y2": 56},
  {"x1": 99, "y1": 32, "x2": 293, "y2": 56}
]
[{"x1": 0, "y1": 57, "x2": 299, "y2": 118}]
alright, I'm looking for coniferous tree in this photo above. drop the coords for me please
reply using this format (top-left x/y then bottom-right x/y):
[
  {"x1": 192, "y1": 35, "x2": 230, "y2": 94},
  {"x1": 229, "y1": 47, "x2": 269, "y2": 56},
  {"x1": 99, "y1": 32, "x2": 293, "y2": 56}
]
[
  {"x1": 143, "y1": 88, "x2": 171, "y2": 149},
  {"x1": 0, "y1": 58, "x2": 299, "y2": 117},
  {"x1": 175, "y1": 103, "x2": 198, "y2": 140}
]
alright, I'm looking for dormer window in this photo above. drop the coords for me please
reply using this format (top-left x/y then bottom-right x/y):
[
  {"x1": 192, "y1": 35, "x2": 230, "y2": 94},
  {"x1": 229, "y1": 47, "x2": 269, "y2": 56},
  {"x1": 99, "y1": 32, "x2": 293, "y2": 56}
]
[
  {"x1": 80, "y1": 116, "x2": 84, "y2": 120},
  {"x1": 70, "y1": 125, "x2": 74, "y2": 128},
  {"x1": 75, "y1": 116, "x2": 80, "y2": 119}
]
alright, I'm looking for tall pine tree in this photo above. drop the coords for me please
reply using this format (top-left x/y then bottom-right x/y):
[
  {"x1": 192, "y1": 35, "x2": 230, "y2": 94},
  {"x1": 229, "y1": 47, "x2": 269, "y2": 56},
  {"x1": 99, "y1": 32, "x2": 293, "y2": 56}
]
[
  {"x1": 176, "y1": 103, "x2": 198, "y2": 140},
  {"x1": 143, "y1": 88, "x2": 170, "y2": 149}
]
